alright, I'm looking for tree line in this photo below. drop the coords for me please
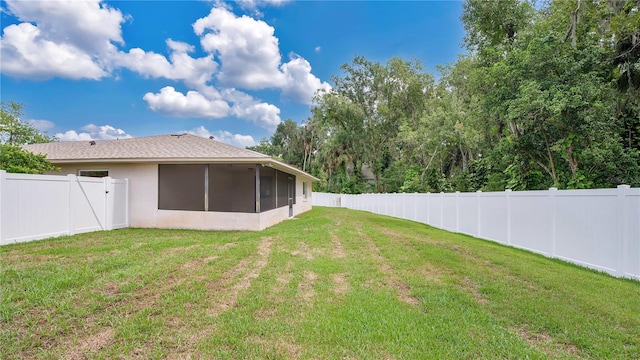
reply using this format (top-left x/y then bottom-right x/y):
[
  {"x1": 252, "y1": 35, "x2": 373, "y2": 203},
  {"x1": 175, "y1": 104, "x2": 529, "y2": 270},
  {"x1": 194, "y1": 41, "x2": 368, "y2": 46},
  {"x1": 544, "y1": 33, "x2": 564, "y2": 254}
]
[
  {"x1": 251, "y1": 0, "x2": 640, "y2": 193},
  {"x1": 0, "y1": 101, "x2": 58, "y2": 174}
]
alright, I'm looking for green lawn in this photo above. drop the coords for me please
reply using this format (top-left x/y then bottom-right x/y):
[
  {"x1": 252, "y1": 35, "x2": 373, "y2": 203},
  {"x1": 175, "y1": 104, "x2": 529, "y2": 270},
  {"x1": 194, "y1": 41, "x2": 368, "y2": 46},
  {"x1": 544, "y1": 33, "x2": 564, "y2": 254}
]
[{"x1": 1, "y1": 207, "x2": 639, "y2": 359}]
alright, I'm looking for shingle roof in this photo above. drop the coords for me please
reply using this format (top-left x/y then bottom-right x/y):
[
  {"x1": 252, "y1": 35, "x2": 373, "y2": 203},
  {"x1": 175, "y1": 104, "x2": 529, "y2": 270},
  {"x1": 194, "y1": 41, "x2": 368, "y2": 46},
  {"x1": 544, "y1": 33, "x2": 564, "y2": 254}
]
[
  {"x1": 24, "y1": 134, "x2": 270, "y2": 161},
  {"x1": 23, "y1": 134, "x2": 319, "y2": 181}
]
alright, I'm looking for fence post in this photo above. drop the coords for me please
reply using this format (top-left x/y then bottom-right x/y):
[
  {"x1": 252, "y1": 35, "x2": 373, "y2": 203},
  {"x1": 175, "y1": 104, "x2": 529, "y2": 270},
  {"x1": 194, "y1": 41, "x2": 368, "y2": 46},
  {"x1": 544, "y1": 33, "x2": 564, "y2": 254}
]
[
  {"x1": 414, "y1": 193, "x2": 418, "y2": 221},
  {"x1": 440, "y1": 192, "x2": 444, "y2": 229},
  {"x1": 455, "y1": 191, "x2": 460, "y2": 232},
  {"x1": 426, "y1": 192, "x2": 430, "y2": 225},
  {"x1": 125, "y1": 178, "x2": 131, "y2": 228},
  {"x1": 0, "y1": 171, "x2": 4, "y2": 244},
  {"x1": 506, "y1": 189, "x2": 512, "y2": 245},
  {"x1": 549, "y1": 187, "x2": 557, "y2": 258},
  {"x1": 476, "y1": 190, "x2": 482, "y2": 238},
  {"x1": 618, "y1": 184, "x2": 630, "y2": 277},
  {"x1": 104, "y1": 177, "x2": 113, "y2": 231},
  {"x1": 402, "y1": 193, "x2": 406, "y2": 219},
  {"x1": 67, "y1": 174, "x2": 76, "y2": 236}
]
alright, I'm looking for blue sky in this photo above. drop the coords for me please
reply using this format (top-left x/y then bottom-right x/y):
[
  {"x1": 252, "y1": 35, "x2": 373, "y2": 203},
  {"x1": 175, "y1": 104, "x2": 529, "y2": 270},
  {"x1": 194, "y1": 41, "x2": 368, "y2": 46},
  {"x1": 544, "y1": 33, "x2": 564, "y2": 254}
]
[{"x1": 0, "y1": 0, "x2": 465, "y2": 147}]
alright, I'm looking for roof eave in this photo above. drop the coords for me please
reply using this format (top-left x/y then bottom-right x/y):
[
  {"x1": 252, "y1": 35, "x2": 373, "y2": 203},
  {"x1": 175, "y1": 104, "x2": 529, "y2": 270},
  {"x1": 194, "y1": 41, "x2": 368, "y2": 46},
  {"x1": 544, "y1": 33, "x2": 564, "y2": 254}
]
[{"x1": 48, "y1": 157, "x2": 320, "y2": 181}]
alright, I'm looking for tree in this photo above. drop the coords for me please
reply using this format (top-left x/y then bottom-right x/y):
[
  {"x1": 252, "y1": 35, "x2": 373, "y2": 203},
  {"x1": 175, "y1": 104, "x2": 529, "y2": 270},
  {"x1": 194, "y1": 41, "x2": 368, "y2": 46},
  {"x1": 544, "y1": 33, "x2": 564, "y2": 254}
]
[
  {"x1": 458, "y1": 0, "x2": 640, "y2": 189},
  {"x1": 0, "y1": 144, "x2": 59, "y2": 174},
  {"x1": 0, "y1": 101, "x2": 58, "y2": 174},
  {"x1": 0, "y1": 101, "x2": 54, "y2": 145}
]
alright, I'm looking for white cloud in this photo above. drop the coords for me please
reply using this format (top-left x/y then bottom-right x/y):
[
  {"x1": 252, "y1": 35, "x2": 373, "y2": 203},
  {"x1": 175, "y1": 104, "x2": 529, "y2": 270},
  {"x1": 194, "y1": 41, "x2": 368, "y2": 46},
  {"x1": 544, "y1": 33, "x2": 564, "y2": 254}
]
[
  {"x1": 143, "y1": 86, "x2": 230, "y2": 119},
  {"x1": 112, "y1": 39, "x2": 218, "y2": 89},
  {"x1": 185, "y1": 125, "x2": 256, "y2": 148},
  {"x1": 55, "y1": 130, "x2": 93, "y2": 141},
  {"x1": 1, "y1": 0, "x2": 124, "y2": 79},
  {"x1": 26, "y1": 119, "x2": 55, "y2": 131},
  {"x1": 55, "y1": 124, "x2": 132, "y2": 141},
  {"x1": 315, "y1": 46, "x2": 321, "y2": 53},
  {"x1": 234, "y1": 0, "x2": 291, "y2": 17},
  {"x1": 280, "y1": 54, "x2": 331, "y2": 104},
  {"x1": 143, "y1": 86, "x2": 281, "y2": 130},
  {"x1": 2, "y1": 1, "x2": 326, "y2": 129},
  {"x1": 193, "y1": 6, "x2": 330, "y2": 104},
  {"x1": 81, "y1": 124, "x2": 132, "y2": 140},
  {"x1": 232, "y1": 102, "x2": 281, "y2": 130},
  {"x1": 1, "y1": 23, "x2": 107, "y2": 80},
  {"x1": 5, "y1": 0, "x2": 125, "y2": 53},
  {"x1": 194, "y1": 7, "x2": 286, "y2": 89}
]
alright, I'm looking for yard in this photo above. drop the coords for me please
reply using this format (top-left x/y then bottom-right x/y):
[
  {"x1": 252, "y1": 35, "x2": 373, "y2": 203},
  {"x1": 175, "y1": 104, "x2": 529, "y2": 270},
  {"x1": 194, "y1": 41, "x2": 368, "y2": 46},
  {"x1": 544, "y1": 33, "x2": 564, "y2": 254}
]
[{"x1": 1, "y1": 207, "x2": 639, "y2": 359}]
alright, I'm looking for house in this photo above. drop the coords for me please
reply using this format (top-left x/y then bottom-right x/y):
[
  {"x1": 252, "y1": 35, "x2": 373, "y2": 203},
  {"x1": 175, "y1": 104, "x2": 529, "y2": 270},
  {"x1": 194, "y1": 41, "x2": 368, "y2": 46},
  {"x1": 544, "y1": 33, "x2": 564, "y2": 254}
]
[{"x1": 24, "y1": 134, "x2": 317, "y2": 231}]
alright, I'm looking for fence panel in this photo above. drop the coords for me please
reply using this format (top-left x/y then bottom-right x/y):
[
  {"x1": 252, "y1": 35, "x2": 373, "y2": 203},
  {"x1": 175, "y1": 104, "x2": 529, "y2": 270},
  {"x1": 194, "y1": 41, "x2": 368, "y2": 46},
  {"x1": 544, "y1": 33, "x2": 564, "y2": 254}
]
[
  {"x1": 0, "y1": 171, "x2": 130, "y2": 245},
  {"x1": 1, "y1": 173, "x2": 70, "y2": 243},
  {"x1": 415, "y1": 193, "x2": 429, "y2": 225},
  {"x1": 554, "y1": 189, "x2": 620, "y2": 274},
  {"x1": 625, "y1": 189, "x2": 640, "y2": 278},
  {"x1": 312, "y1": 187, "x2": 640, "y2": 280},
  {"x1": 111, "y1": 179, "x2": 130, "y2": 229},
  {"x1": 478, "y1": 193, "x2": 508, "y2": 245},
  {"x1": 509, "y1": 191, "x2": 551, "y2": 255},
  {"x1": 458, "y1": 192, "x2": 478, "y2": 237},
  {"x1": 70, "y1": 176, "x2": 106, "y2": 234},
  {"x1": 441, "y1": 193, "x2": 457, "y2": 232},
  {"x1": 427, "y1": 193, "x2": 441, "y2": 227}
]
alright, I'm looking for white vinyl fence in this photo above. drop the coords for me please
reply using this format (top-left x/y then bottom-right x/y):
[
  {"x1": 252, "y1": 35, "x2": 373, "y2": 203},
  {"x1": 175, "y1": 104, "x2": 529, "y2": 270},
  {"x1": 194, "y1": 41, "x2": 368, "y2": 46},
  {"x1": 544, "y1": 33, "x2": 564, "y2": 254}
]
[
  {"x1": 313, "y1": 186, "x2": 640, "y2": 280},
  {"x1": 0, "y1": 170, "x2": 129, "y2": 245}
]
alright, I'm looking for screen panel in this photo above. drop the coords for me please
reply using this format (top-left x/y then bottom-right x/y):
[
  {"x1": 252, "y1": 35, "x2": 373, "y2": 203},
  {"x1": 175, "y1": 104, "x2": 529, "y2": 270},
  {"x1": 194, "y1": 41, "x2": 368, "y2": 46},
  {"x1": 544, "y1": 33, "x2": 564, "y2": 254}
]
[
  {"x1": 260, "y1": 166, "x2": 276, "y2": 212},
  {"x1": 209, "y1": 164, "x2": 256, "y2": 213},
  {"x1": 158, "y1": 164, "x2": 206, "y2": 211}
]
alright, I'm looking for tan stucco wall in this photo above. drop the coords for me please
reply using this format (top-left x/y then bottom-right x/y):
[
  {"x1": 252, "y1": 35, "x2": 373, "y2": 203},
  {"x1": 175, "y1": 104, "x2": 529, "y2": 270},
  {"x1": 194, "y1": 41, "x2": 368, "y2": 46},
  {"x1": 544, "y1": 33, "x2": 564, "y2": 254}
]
[{"x1": 53, "y1": 162, "x2": 313, "y2": 231}]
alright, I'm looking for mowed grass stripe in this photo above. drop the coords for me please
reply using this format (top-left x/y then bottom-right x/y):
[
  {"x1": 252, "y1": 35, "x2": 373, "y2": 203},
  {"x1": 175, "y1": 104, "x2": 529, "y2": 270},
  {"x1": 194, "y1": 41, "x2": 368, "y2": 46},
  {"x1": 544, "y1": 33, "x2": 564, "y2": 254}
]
[{"x1": 1, "y1": 207, "x2": 639, "y2": 359}]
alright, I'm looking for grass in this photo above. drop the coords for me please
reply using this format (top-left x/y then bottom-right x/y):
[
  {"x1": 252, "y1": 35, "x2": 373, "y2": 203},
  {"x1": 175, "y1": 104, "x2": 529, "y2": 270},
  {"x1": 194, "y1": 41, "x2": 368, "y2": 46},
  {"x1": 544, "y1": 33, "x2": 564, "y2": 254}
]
[{"x1": 1, "y1": 207, "x2": 639, "y2": 359}]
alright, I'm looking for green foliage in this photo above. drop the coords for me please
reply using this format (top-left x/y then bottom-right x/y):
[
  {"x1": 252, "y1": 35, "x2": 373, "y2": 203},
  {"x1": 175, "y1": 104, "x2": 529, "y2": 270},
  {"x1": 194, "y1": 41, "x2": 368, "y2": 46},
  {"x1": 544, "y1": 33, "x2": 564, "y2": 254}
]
[
  {"x1": 0, "y1": 101, "x2": 54, "y2": 145},
  {"x1": 0, "y1": 144, "x2": 59, "y2": 174},
  {"x1": 256, "y1": 0, "x2": 640, "y2": 192},
  {"x1": 0, "y1": 101, "x2": 58, "y2": 174}
]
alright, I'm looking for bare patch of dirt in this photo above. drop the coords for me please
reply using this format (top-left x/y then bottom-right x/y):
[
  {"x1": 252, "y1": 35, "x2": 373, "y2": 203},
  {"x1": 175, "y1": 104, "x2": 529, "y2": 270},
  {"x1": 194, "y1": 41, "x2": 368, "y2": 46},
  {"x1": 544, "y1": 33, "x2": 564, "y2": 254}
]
[
  {"x1": 164, "y1": 329, "x2": 212, "y2": 360},
  {"x1": 275, "y1": 272, "x2": 293, "y2": 289},
  {"x1": 207, "y1": 237, "x2": 274, "y2": 317},
  {"x1": 289, "y1": 242, "x2": 321, "y2": 260},
  {"x1": 3, "y1": 253, "x2": 62, "y2": 266},
  {"x1": 376, "y1": 227, "x2": 406, "y2": 239},
  {"x1": 332, "y1": 273, "x2": 350, "y2": 295},
  {"x1": 160, "y1": 244, "x2": 200, "y2": 257},
  {"x1": 218, "y1": 242, "x2": 237, "y2": 251},
  {"x1": 416, "y1": 263, "x2": 444, "y2": 283},
  {"x1": 254, "y1": 307, "x2": 278, "y2": 319},
  {"x1": 182, "y1": 255, "x2": 219, "y2": 271},
  {"x1": 297, "y1": 271, "x2": 318, "y2": 307},
  {"x1": 269, "y1": 261, "x2": 294, "y2": 305},
  {"x1": 331, "y1": 232, "x2": 345, "y2": 259},
  {"x1": 65, "y1": 328, "x2": 114, "y2": 360},
  {"x1": 247, "y1": 335, "x2": 302, "y2": 359},
  {"x1": 132, "y1": 271, "x2": 188, "y2": 310},
  {"x1": 101, "y1": 281, "x2": 120, "y2": 296},
  {"x1": 386, "y1": 280, "x2": 420, "y2": 306},
  {"x1": 461, "y1": 276, "x2": 488, "y2": 304},
  {"x1": 513, "y1": 326, "x2": 581, "y2": 358},
  {"x1": 129, "y1": 339, "x2": 157, "y2": 359},
  {"x1": 357, "y1": 227, "x2": 418, "y2": 307}
]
